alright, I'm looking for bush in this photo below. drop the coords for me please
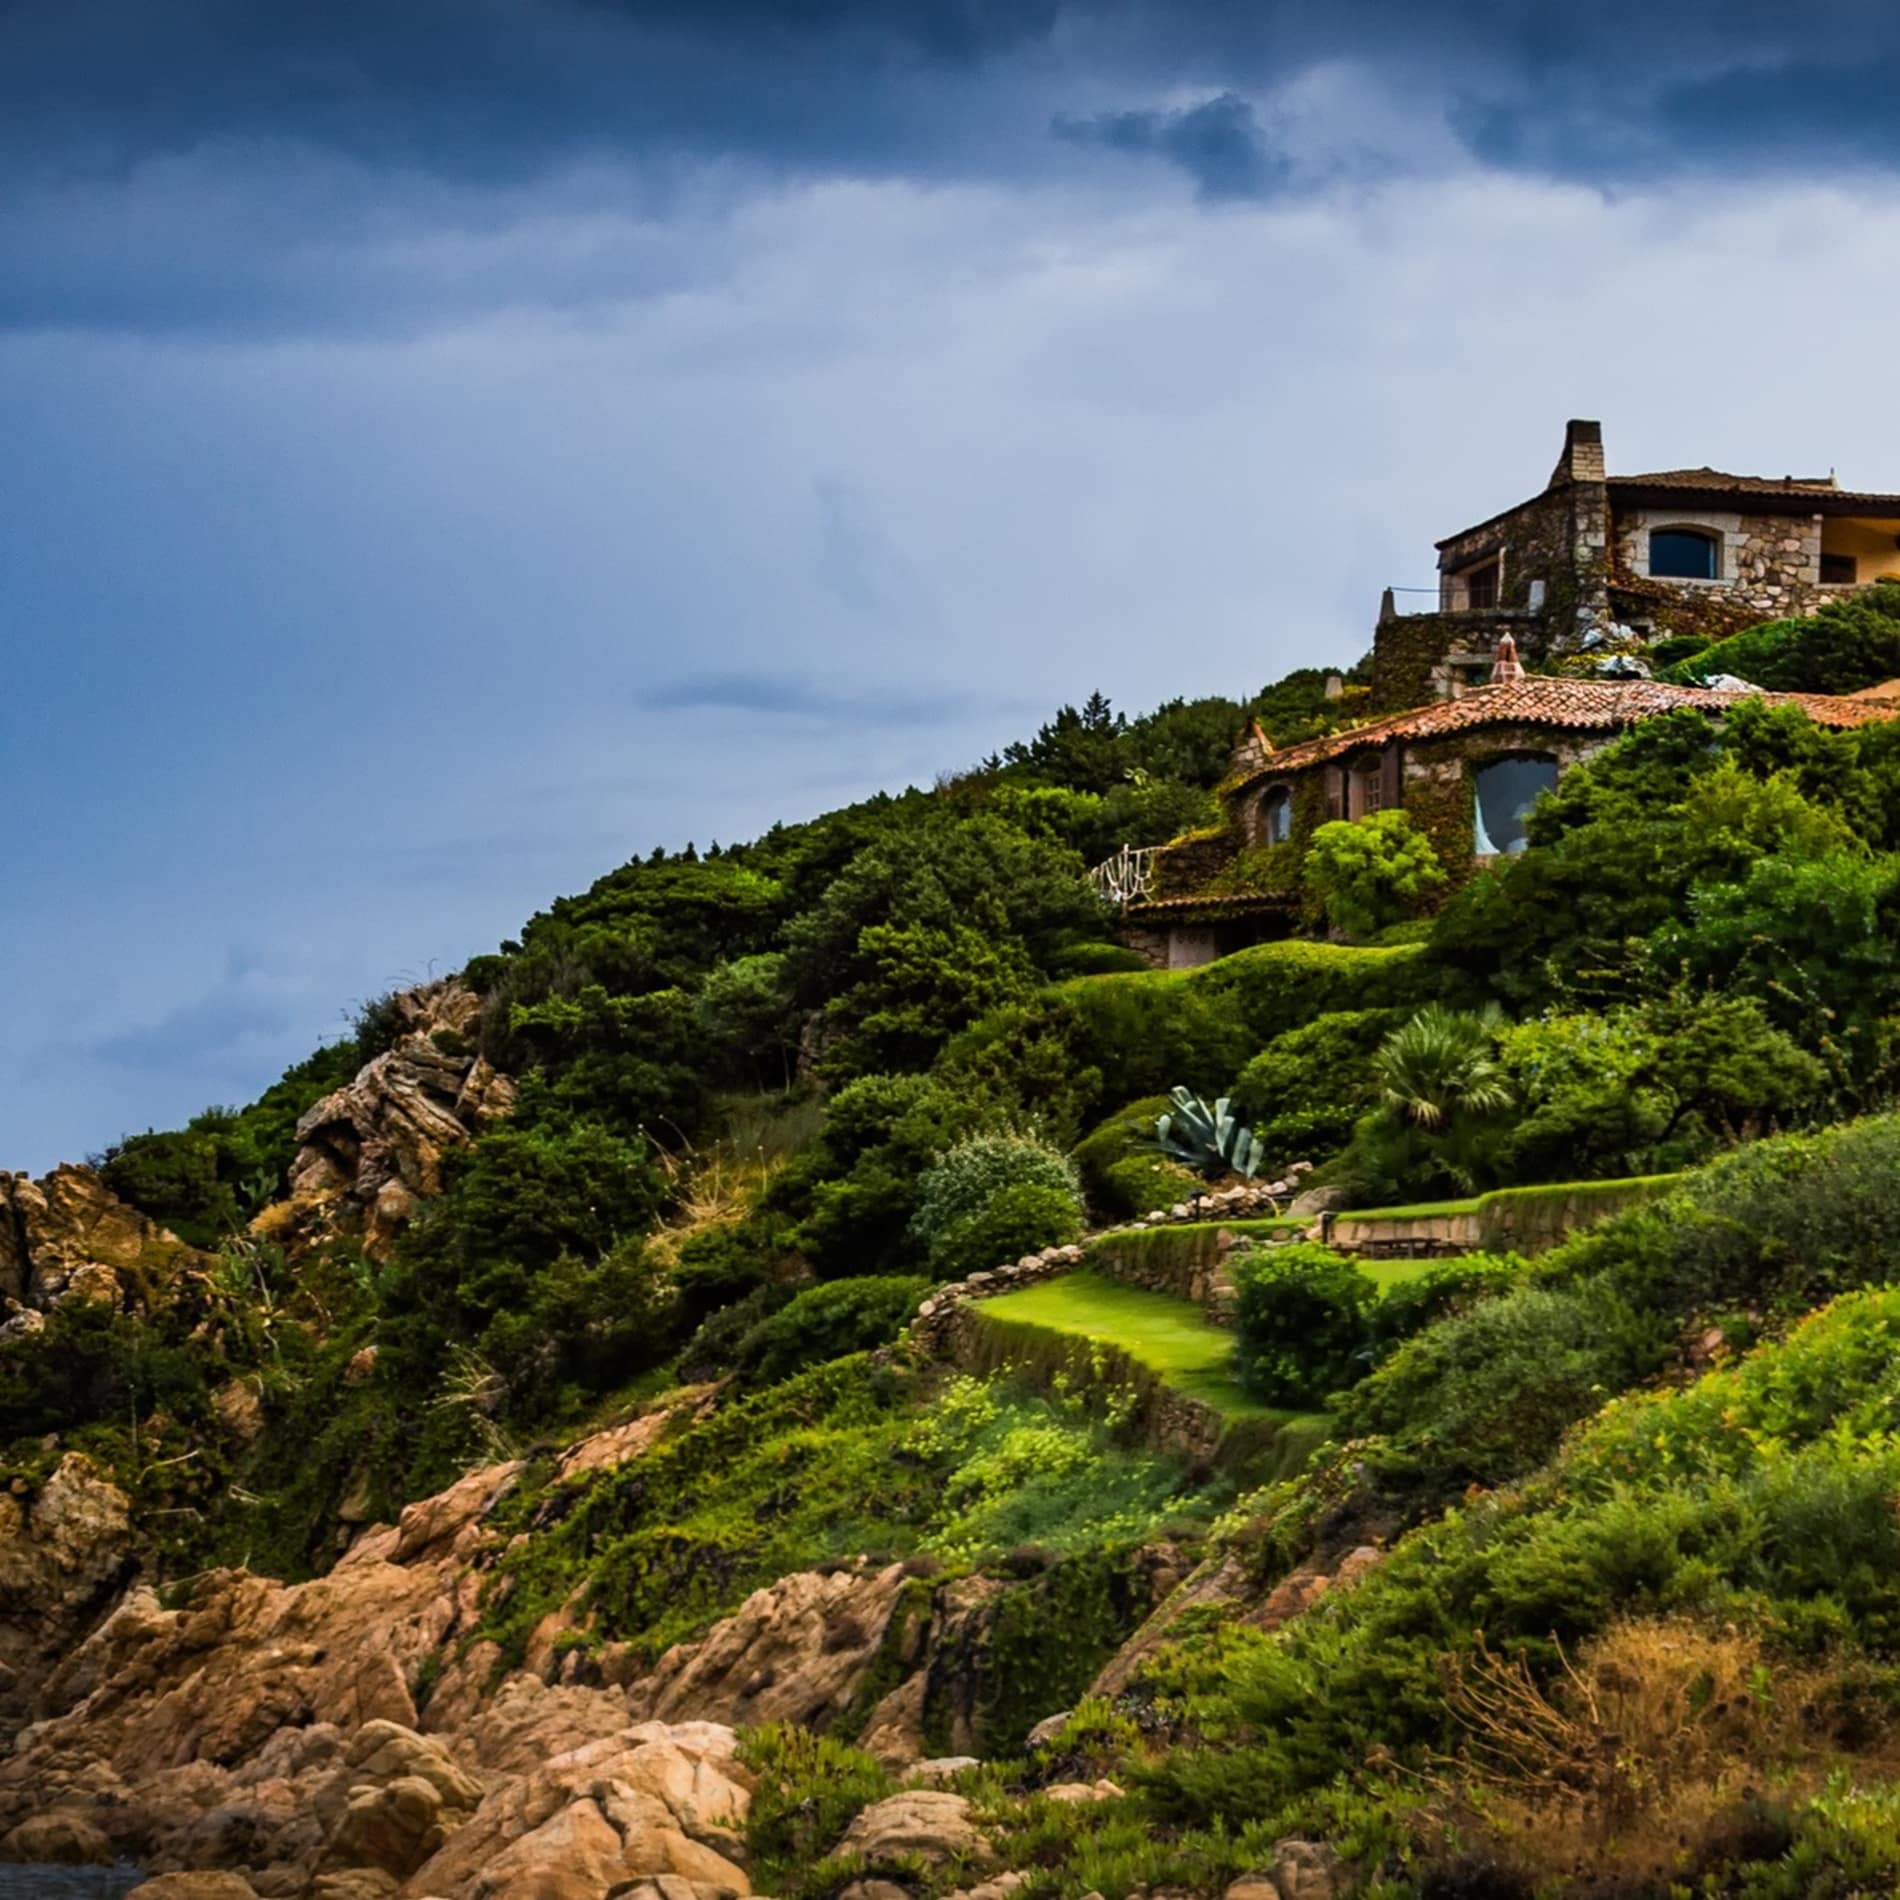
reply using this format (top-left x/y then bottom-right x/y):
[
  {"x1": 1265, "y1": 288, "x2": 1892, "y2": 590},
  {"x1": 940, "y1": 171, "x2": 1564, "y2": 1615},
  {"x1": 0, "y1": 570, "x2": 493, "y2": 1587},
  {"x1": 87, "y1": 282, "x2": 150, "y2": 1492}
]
[
  {"x1": 1660, "y1": 581, "x2": 1900, "y2": 695},
  {"x1": 911, "y1": 1134, "x2": 1085, "y2": 1278},
  {"x1": 1231, "y1": 1243, "x2": 1377, "y2": 1406},
  {"x1": 1304, "y1": 811, "x2": 1449, "y2": 939},
  {"x1": 1072, "y1": 1097, "x2": 1202, "y2": 1218},
  {"x1": 1229, "y1": 1009, "x2": 1409, "y2": 1172},
  {"x1": 732, "y1": 1275, "x2": 931, "y2": 1386}
]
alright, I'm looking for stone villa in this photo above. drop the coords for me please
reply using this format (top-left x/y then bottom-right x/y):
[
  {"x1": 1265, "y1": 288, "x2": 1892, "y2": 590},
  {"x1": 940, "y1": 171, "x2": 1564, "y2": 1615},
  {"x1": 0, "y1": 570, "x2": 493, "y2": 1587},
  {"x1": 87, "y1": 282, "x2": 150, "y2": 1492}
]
[
  {"x1": 1110, "y1": 420, "x2": 1900, "y2": 970},
  {"x1": 1372, "y1": 418, "x2": 1900, "y2": 709}
]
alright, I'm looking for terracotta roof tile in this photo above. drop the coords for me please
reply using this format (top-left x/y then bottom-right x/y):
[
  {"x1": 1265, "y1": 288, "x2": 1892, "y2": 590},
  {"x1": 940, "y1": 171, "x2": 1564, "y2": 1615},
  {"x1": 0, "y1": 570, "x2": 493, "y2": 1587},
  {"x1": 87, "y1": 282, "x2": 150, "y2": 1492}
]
[
  {"x1": 1237, "y1": 677, "x2": 1900, "y2": 783},
  {"x1": 1124, "y1": 892, "x2": 1295, "y2": 917}
]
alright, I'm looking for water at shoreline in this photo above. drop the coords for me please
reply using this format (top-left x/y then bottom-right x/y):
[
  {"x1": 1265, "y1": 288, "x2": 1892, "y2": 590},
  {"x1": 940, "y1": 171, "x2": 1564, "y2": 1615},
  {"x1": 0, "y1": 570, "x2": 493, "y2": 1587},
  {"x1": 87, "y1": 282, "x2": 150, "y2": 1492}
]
[{"x1": 0, "y1": 1867, "x2": 143, "y2": 1896}]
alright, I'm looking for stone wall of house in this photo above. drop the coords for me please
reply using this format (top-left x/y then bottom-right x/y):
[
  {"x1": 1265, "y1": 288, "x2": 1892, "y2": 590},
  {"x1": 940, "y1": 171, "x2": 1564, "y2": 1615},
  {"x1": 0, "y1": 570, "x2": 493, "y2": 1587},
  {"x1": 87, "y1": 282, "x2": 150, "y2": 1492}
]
[
  {"x1": 1399, "y1": 723, "x2": 1610, "y2": 876},
  {"x1": 1615, "y1": 506, "x2": 1827, "y2": 624}
]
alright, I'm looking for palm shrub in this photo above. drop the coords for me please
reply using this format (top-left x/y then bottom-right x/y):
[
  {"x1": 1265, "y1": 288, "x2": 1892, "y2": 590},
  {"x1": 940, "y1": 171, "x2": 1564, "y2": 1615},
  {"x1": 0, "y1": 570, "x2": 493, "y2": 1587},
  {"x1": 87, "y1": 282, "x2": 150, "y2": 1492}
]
[
  {"x1": 1375, "y1": 1004, "x2": 1512, "y2": 1130},
  {"x1": 910, "y1": 1133, "x2": 1086, "y2": 1279},
  {"x1": 1230, "y1": 1242, "x2": 1376, "y2": 1405}
]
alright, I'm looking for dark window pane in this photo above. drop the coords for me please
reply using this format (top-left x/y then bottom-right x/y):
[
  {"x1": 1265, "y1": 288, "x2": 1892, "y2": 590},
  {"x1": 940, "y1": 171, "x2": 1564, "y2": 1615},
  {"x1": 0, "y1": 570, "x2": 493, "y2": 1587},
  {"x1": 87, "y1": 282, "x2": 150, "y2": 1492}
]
[
  {"x1": 1822, "y1": 552, "x2": 1858, "y2": 584},
  {"x1": 1263, "y1": 789, "x2": 1291, "y2": 843},
  {"x1": 1474, "y1": 755, "x2": 1558, "y2": 856},
  {"x1": 1650, "y1": 529, "x2": 1718, "y2": 580}
]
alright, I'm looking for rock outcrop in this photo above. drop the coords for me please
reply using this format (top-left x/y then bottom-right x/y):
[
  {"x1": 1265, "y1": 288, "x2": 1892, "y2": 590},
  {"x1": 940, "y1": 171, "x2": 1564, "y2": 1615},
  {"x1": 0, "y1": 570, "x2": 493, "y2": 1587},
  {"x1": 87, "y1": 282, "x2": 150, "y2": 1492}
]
[
  {"x1": 284, "y1": 980, "x2": 515, "y2": 1253},
  {"x1": 0, "y1": 1163, "x2": 199, "y2": 1321},
  {"x1": 0, "y1": 1453, "x2": 135, "y2": 1736},
  {"x1": 0, "y1": 1404, "x2": 768, "y2": 1899}
]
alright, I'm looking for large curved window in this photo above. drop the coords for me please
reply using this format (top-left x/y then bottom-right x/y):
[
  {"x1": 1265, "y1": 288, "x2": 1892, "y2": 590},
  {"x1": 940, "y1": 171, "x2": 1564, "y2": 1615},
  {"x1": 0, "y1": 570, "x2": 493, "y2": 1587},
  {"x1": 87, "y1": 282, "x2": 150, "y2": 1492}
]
[
  {"x1": 1474, "y1": 754, "x2": 1558, "y2": 856},
  {"x1": 1261, "y1": 786, "x2": 1291, "y2": 844},
  {"x1": 1650, "y1": 527, "x2": 1720, "y2": 580}
]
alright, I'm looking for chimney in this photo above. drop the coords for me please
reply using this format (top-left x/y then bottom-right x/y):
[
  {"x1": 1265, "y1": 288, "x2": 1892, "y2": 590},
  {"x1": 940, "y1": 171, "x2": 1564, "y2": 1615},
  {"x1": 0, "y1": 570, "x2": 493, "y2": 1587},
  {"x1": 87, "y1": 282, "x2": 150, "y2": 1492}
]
[
  {"x1": 1550, "y1": 418, "x2": 1605, "y2": 488},
  {"x1": 1490, "y1": 633, "x2": 1524, "y2": 685}
]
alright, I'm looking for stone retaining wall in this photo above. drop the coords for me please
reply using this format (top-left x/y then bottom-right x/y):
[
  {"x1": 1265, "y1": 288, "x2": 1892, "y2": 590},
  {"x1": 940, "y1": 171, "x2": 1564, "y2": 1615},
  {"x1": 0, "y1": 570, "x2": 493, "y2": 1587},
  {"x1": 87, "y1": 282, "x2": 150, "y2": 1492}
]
[{"x1": 907, "y1": 1165, "x2": 1314, "y2": 1356}]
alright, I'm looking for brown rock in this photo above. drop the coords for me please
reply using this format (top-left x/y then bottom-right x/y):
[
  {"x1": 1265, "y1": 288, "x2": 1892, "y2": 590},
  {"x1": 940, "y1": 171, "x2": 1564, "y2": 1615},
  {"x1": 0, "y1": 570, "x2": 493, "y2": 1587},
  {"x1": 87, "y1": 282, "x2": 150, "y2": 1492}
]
[
  {"x1": 0, "y1": 1807, "x2": 114, "y2": 1863},
  {"x1": 631, "y1": 1564, "x2": 910, "y2": 1730},
  {"x1": 1267, "y1": 1839, "x2": 1345, "y2": 1900},
  {"x1": 287, "y1": 980, "x2": 516, "y2": 1252},
  {"x1": 0, "y1": 1451, "x2": 133, "y2": 1730},
  {"x1": 836, "y1": 1791, "x2": 984, "y2": 1866},
  {"x1": 130, "y1": 1875, "x2": 263, "y2": 1899}
]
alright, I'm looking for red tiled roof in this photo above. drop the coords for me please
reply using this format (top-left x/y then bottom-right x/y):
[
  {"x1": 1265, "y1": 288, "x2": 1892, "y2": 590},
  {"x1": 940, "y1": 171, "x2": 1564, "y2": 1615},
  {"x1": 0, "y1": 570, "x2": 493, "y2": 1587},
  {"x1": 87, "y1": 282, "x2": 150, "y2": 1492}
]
[
  {"x1": 1235, "y1": 676, "x2": 1900, "y2": 784},
  {"x1": 1124, "y1": 891, "x2": 1295, "y2": 917}
]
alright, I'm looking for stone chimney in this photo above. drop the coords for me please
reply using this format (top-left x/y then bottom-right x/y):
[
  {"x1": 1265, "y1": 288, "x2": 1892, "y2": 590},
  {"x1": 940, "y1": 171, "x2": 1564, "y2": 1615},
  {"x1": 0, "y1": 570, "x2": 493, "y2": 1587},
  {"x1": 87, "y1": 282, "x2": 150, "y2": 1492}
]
[
  {"x1": 1490, "y1": 633, "x2": 1524, "y2": 685},
  {"x1": 1550, "y1": 418, "x2": 1605, "y2": 488}
]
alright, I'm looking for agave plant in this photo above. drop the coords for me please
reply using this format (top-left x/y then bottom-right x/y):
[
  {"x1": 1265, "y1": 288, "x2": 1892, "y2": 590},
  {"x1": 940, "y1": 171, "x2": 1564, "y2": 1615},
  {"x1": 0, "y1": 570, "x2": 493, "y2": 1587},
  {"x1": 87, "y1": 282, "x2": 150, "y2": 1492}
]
[
  {"x1": 1148, "y1": 1086, "x2": 1266, "y2": 1180},
  {"x1": 1374, "y1": 1004, "x2": 1512, "y2": 1130}
]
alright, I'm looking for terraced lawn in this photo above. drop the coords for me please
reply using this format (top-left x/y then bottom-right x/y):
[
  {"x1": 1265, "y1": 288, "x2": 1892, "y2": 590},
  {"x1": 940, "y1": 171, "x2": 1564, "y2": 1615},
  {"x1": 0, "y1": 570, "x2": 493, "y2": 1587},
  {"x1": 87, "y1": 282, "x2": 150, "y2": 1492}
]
[{"x1": 976, "y1": 1270, "x2": 1274, "y2": 1419}]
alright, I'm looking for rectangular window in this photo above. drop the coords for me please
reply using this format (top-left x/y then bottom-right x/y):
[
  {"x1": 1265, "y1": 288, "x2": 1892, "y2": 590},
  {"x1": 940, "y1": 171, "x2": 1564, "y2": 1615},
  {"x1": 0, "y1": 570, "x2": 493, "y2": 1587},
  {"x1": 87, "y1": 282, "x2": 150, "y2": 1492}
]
[
  {"x1": 1822, "y1": 552, "x2": 1859, "y2": 585},
  {"x1": 1465, "y1": 563, "x2": 1499, "y2": 609}
]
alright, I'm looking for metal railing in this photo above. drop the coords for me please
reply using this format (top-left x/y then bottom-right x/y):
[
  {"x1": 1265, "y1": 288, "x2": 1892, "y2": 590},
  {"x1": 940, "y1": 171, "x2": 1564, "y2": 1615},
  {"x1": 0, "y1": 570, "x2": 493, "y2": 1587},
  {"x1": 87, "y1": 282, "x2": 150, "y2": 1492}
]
[{"x1": 1088, "y1": 843, "x2": 1157, "y2": 907}]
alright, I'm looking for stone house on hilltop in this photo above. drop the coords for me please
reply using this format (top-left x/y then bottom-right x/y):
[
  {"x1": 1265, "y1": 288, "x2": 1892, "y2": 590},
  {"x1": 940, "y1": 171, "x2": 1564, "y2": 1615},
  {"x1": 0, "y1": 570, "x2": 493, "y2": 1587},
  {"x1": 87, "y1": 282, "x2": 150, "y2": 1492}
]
[
  {"x1": 1118, "y1": 661, "x2": 1900, "y2": 970},
  {"x1": 1372, "y1": 419, "x2": 1900, "y2": 710},
  {"x1": 1109, "y1": 419, "x2": 1900, "y2": 969}
]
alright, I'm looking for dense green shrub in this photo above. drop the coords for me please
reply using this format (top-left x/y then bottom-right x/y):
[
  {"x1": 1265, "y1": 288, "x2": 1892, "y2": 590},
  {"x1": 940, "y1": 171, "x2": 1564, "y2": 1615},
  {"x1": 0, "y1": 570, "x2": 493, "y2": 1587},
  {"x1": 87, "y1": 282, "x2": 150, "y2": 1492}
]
[
  {"x1": 731, "y1": 1275, "x2": 930, "y2": 1386},
  {"x1": 766, "y1": 1072, "x2": 994, "y2": 1275},
  {"x1": 1230, "y1": 1243, "x2": 1376, "y2": 1405},
  {"x1": 738, "y1": 1725, "x2": 898, "y2": 1894},
  {"x1": 1495, "y1": 993, "x2": 1825, "y2": 1183},
  {"x1": 1071, "y1": 1096, "x2": 1201, "y2": 1218},
  {"x1": 1660, "y1": 581, "x2": 1900, "y2": 694},
  {"x1": 910, "y1": 1133, "x2": 1085, "y2": 1278},
  {"x1": 1365, "y1": 1252, "x2": 1524, "y2": 1353},
  {"x1": 1228, "y1": 1009, "x2": 1405, "y2": 1171},
  {"x1": 1304, "y1": 811, "x2": 1449, "y2": 939}
]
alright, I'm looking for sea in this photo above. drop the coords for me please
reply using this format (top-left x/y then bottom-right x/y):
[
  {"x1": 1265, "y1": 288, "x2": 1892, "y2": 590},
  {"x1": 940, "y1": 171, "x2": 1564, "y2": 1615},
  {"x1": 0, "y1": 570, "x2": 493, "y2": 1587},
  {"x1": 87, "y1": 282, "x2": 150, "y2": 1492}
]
[{"x1": 0, "y1": 1869, "x2": 144, "y2": 1896}]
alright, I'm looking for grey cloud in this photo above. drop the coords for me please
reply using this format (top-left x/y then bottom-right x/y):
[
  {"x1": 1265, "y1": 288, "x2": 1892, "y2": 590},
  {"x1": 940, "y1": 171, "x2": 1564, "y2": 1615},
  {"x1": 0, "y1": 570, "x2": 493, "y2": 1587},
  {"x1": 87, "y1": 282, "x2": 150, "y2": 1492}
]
[
  {"x1": 1053, "y1": 92, "x2": 1290, "y2": 201},
  {"x1": 639, "y1": 673, "x2": 998, "y2": 725}
]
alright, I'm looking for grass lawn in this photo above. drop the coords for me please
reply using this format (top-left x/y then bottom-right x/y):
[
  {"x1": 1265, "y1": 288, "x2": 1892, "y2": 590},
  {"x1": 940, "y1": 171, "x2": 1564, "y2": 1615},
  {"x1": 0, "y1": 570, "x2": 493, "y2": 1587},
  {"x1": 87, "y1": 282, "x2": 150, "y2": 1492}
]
[
  {"x1": 1356, "y1": 1257, "x2": 1446, "y2": 1295},
  {"x1": 977, "y1": 1270, "x2": 1276, "y2": 1420}
]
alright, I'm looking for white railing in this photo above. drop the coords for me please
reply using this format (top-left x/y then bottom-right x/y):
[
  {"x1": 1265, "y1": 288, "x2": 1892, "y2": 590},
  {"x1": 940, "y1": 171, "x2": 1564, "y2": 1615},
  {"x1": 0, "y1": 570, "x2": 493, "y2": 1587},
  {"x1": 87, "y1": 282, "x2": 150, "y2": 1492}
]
[{"x1": 1088, "y1": 843, "x2": 1158, "y2": 906}]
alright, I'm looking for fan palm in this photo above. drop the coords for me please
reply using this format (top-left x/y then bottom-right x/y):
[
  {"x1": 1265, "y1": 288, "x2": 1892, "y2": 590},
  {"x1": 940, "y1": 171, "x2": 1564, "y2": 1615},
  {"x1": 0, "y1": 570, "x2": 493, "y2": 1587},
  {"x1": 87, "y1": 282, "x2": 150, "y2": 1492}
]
[{"x1": 1374, "y1": 1005, "x2": 1512, "y2": 1130}]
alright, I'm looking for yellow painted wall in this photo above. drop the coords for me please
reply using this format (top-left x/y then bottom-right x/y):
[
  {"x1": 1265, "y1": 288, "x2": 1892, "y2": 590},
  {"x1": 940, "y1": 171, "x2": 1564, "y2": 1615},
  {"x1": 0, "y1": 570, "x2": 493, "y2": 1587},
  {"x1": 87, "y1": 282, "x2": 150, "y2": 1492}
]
[{"x1": 1821, "y1": 517, "x2": 1900, "y2": 584}]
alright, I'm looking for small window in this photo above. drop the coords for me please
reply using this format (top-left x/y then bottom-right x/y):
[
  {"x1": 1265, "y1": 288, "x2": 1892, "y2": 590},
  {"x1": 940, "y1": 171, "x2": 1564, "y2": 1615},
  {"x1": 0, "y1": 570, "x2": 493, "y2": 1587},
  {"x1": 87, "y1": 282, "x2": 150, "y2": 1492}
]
[
  {"x1": 1348, "y1": 761, "x2": 1384, "y2": 820},
  {"x1": 1464, "y1": 561, "x2": 1500, "y2": 609},
  {"x1": 1261, "y1": 786, "x2": 1291, "y2": 844},
  {"x1": 1649, "y1": 528, "x2": 1719, "y2": 580},
  {"x1": 1822, "y1": 552, "x2": 1859, "y2": 585},
  {"x1": 1474, "y1": 755, "x2": 1558, "y2": 856}
]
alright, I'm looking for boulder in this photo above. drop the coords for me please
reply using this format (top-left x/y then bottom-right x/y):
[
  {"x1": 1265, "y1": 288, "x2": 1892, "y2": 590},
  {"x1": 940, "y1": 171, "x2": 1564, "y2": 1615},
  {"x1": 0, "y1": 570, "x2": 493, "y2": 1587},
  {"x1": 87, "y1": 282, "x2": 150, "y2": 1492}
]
[
  {"x1": 0, "y1": 1807, "x2": 114, "y2": 1863},
  {"x1": 836, "y1": 1791, "x2": 985, "y2": 1865},
  {"x1": 1266, "y1": 1839, "x2": 1346, "y2": 1900},
  {"x1": 131, "y1": 1876, "x2": 262, "y2": 1899}
]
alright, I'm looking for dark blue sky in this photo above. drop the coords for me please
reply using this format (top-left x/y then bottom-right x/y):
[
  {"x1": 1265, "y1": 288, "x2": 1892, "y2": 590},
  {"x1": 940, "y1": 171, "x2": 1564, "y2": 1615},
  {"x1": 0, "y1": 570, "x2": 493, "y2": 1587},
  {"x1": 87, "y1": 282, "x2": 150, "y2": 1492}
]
[{"x1": 7, "y1": 0, "x2": 1900, "y2": 1169}]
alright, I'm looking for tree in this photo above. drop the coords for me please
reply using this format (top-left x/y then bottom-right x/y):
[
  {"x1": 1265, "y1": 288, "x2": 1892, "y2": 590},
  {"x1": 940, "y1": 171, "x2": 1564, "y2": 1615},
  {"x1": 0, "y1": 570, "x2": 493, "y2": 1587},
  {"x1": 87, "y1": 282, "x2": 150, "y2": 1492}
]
[{"x1": 1304, "y1": 811, "x2": 1449, "y2": 939}]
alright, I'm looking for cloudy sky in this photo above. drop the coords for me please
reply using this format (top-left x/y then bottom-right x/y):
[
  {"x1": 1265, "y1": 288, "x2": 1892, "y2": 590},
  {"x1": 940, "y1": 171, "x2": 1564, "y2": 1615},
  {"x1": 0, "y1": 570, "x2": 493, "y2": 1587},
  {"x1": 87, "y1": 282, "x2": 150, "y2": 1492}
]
[{"x1": 6, "y1": 0, "x2": 1900, "y2": 1171}]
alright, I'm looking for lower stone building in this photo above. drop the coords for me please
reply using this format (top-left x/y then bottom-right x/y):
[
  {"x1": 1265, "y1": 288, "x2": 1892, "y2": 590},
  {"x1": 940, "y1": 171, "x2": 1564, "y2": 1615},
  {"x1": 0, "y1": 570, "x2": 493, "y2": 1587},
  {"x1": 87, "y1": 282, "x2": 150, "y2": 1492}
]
[{"x1": 1118, "y1": 664, "x2": 1900, "y2": 970}]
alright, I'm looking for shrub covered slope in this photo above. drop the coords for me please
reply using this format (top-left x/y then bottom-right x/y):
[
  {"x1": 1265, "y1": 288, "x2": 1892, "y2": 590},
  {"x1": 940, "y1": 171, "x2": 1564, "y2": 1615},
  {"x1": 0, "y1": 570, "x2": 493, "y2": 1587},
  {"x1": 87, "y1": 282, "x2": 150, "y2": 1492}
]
[{"x1": 18, "y1": 612, "x2": 1900, "y2": 1894}]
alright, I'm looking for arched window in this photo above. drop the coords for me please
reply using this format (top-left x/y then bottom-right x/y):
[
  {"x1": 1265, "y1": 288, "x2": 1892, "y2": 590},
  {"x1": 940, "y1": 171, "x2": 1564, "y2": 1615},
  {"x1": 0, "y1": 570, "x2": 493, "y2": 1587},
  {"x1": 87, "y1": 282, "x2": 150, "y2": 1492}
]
[
  {"x1": 1474, "y1": 754, "x2": 1558, "y2": 856},
  {"x1": 1261, "y1": 786, "x2": 1291, "y2": 844},
  {"x1": 1649, "y1": 527, "x2": 1720, "y2": 581}
]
